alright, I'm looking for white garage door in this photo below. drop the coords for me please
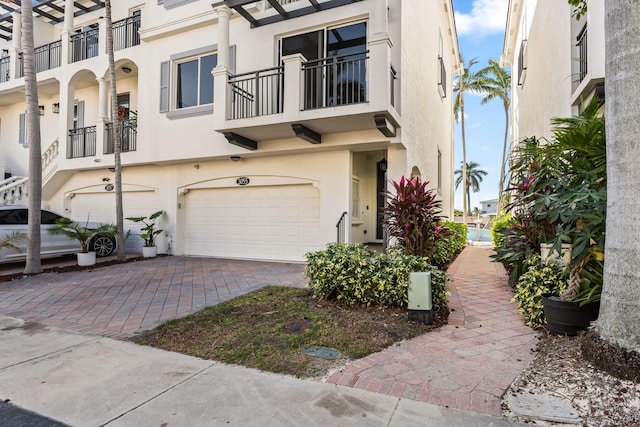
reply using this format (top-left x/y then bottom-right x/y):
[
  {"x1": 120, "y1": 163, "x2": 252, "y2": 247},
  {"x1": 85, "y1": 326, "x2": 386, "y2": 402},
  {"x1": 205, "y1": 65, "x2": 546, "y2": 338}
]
[{"x1": 183, "y1": 184, "x2": 321, "y2": 261}]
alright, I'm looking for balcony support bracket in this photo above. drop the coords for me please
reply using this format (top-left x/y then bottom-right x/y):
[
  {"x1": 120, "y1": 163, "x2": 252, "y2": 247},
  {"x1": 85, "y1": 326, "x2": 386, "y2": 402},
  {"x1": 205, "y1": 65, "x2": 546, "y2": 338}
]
[
  {"x1": 375, "y1": 114, "x2": 396, "y2": 137},
  {"x1": 292, "y1": 124, "x2": 321, "y2": 144},
  {"x1": 224, "y1": 132, "x2": 257, "y2": 151}
]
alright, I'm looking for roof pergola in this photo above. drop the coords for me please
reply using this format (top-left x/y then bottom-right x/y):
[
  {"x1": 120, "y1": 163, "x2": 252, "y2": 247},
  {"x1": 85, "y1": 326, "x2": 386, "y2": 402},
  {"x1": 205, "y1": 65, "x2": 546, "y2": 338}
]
[
  {"x1": 211, "y1": 0, "x2": 362, "y2": 28},
  {"x1": 0, "y1": 0, "x2": 105, "y2": 41}
]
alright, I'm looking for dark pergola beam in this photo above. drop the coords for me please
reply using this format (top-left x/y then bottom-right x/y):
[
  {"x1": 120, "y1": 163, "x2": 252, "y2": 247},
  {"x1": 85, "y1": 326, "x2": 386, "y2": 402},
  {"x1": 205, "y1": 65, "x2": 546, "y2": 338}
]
[
  {"x1": 0, "y1": 3, "x2": 17, "y2": 13},
  {"x1": 73, "y1": 1, "x2": 91, "y2": 13},
  {"x1": 308, "y1": 0, "x2": 320, "y2": 10},
  {"x1": 255, "y1": 0, "x2": 363, "y2": 27},
  {"x1": 33, "y1": 7, "x2": 60, "y2": 23},
  {"x1": 232, "y1": 5, "x2": 258, "y2": 26},
  {"x1": 47, "y1": 3, "x2": 66, "y2": 14},
  {"x1": 266, "y1": 0, "x2": 288, "y2": 19},
  {"x1": 292, "y1": 124, "x2": 321, "y2": 144}
]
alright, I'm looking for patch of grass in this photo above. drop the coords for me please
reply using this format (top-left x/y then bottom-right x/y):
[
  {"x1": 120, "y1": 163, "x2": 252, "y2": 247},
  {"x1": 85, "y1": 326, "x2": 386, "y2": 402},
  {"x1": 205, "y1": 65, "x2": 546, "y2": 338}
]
[{"x1": 135, "y1": 286, "x2": 443, "y2": 378}]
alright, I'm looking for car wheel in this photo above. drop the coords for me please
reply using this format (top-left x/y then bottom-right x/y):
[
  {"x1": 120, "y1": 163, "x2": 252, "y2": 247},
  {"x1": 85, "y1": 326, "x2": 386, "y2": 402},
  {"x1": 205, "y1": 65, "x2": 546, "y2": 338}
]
[{"x1": 91, "y1": 236, "x2": 116, "y2": 257}]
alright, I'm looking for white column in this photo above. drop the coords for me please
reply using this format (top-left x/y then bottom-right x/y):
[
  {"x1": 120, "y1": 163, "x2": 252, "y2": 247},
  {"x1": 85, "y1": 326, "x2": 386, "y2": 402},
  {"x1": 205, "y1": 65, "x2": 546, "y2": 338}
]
[
  {"x1": 372, "y1": 0, "x2": 389, "y2": 36},
  {"x1": 97, "y1": 77, "x2": 109, "y2": 121},
  {"x1": 9, "y1": 12, "x2": 21, "y2": 80},
  {"x1": 282, "y1": 53, "x2": 305, "y2": 121},
  {"x1": 214, "y1": 6, "x2": 231, "y2": 68},
  {"x1": 59, "y1": 82, "x2": 75, "y2": 162},
  {"x1": 64, "y1": 0, "x2": 74, "y2": 33},
  {"x1": 212, "y1": 67, "x2": 231, "y2": 130},
  {"x1": 368, "y1": 37, "x2": 393, "y2": 110}
]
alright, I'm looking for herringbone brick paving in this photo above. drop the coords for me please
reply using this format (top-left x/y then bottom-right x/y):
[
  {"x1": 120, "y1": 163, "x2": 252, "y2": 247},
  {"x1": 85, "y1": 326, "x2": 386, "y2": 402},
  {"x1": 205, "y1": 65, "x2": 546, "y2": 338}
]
[{"x1": 325, "y1": 246, "x2": 538, "y2": 416}]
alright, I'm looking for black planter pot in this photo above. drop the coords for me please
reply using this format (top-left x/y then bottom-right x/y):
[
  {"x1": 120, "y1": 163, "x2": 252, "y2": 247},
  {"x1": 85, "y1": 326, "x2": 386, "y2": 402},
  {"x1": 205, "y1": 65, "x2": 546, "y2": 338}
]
[{"x1": 541, "y1": 294, "x2": 600, "y2": 336}]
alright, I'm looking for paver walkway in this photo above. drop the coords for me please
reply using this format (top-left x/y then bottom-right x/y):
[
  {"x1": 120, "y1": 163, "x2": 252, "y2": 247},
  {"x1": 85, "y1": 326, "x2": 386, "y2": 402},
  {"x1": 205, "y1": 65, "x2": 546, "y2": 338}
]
[
  {"x1": 0, "y1": 257, "x2": 306, "y2": 338},
  {"x1": 326, "y1": 246, "x2": 539, "y2": 417}
]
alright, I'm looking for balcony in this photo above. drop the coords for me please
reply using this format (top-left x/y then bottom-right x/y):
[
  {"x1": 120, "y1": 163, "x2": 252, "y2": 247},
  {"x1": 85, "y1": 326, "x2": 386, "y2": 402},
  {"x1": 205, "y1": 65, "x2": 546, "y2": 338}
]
[
  {"x1": 0, "y1": 56, "x2": 9, "y2": 83},
  {"x1": 576, "y1": 24, "x2": 588, "y2": 84},
  {"x1": 67, "y1": 126, "x2": 96, "y2": 159},
  {"x1": 215, "y1": 47, "x2": 398, "y2": 145},
  {"x1": 18, "y1": 40, "x2": 62, "y2": 77},
  {"x1": 104, "y1": 119, "x2": 138, "y2": 154},
  {"x1": 113, "y1": 14, "x2": 141, "y2": 51},
  {"x1": 70, "y1": 28, "x2": 99, "y2": 63}
]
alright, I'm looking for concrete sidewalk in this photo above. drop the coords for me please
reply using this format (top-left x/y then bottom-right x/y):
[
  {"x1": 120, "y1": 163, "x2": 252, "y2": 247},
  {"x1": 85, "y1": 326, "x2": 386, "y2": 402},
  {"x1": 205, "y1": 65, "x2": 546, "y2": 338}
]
[{"x1": 0, "y1": 316, "x2": 524, "y2": 427}]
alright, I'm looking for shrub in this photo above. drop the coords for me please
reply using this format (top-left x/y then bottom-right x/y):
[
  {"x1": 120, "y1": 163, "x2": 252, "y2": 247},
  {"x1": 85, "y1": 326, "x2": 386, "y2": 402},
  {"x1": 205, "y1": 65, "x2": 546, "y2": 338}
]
[
  {"x1": 305, "y1": 242, "x2": 448, "y2": 309},
  {"x1": 511, "y1": 256, "x2": 567, "y2": 328},
  {"x1": 431, "y1": 221, "x2": 467, "y2": 267},
  {"x1": 490, "y1": 212, "x2": 512, "y2": 249},
  {"x1": 383, "y1": 176, "x2": 445, "y2": 259}
]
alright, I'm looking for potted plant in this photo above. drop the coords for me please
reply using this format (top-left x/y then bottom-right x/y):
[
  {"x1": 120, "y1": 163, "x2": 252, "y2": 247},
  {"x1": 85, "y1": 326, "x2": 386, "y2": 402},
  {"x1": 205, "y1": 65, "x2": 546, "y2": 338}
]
[
  {"x1": 47, "y1": 218, "x2": 117, "y2": 266},
  {"x1": 126, "y1": 210, "x2": 164, "y2": 258}
]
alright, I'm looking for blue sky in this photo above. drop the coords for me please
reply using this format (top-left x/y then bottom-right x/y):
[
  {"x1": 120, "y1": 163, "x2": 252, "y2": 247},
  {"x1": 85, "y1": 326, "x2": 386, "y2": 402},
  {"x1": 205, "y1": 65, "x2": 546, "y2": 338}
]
[{"x1": 452, "y1": 0, "x2": 509, "y2": 212}]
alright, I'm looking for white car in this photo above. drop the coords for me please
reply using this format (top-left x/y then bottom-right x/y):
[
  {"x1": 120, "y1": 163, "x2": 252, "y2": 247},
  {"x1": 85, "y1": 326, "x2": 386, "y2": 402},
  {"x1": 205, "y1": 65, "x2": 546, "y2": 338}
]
[{"x1": 0, "y1": 206, "x2": 116, "y2": 263}]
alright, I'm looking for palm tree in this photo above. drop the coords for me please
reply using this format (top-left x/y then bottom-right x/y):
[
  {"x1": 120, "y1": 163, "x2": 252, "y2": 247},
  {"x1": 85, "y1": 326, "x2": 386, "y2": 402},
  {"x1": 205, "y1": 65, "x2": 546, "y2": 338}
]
[
  {"x1": 598, "y1": 1, "x2": 640, "y2": 351},
  {"x1": 105, "y1": 0, "x2": 126, "y2": 261},
  {"x1": 21, "y1": 0, "x2": 43, "y2": 274},
  {"x1": 479, "y1": 58, "x2": 511, "y2": 214},
  {"x1": 453, "y1": 56, "x2": 491, "y2": 224},
  {"x1": 454, "y1": 161, "x2": 488, "y2": 216}
]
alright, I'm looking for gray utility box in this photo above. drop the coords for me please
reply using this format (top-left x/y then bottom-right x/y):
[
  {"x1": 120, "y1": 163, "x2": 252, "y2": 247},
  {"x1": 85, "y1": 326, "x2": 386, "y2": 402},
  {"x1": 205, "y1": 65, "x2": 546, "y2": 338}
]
[{"x1": 408, "y1": 272, "x2": 433, "y2": 324}]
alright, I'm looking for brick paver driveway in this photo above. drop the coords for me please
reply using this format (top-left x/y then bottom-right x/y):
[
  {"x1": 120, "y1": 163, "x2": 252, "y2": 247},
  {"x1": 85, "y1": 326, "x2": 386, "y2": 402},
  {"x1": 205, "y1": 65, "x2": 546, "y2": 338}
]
[{"x1": 0, "y1": 256, "x2": 306, "y2": 338}]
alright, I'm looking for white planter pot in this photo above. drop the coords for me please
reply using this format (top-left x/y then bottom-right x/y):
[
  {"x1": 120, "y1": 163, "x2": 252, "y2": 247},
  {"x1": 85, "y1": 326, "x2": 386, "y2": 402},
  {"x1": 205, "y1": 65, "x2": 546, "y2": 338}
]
[
  {"x1": 540, "y1": 243, "x2": 572, "y2": 267},
  {"x1": 77, "y1": 251, "x2": 96, "y2": 266},
  {"x1": 142, "y1": 246, "x2": 158, "y2": 258}
]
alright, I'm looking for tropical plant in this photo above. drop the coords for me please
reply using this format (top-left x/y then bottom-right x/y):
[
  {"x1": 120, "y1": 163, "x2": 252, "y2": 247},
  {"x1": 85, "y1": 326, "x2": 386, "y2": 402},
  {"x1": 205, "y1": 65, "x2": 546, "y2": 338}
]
[
  {"x1": 454, "y1": 161, "x2": 488, "y2": 216},
  {"x1": 453, "y1": 56, "x2": 491, "y2": 224},
  {"x1": 0, "y1": 232, "x2": 27, "y2": 253},
  {"x1": 383, "y1": 176, "x2": 446, "y2": 260},
  {"x1": 304, "y1": 243, "x2": 448, "y2": 309},
  {"x1": 126, "y1": 210, "x2": 164, "y2": 247},
  {"x1": 479, "y1": 58, "x2": 511, "y2": 213},
  {"x1": 512, "y1": 256, "x2": 567, "y2": 328},
  {"x1": 431, "y1": 221, "x2": 468, "y2": 268},
  {"x1": 48, "y1": 219, "x2": 117, "y2": 253},
  {"x1": 21, "y1": 0, "x2": 43, "y2": 274}
]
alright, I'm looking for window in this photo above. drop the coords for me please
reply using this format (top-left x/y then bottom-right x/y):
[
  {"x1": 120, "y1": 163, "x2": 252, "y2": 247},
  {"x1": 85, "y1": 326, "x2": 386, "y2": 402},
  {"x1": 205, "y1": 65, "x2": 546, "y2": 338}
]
[
  {"x1": 437, "y1": 149, "x2": 442, "y2": 193},
  {"x1": 176, "y1": 53, "x2": 217, "y2": 109},
  {"x1": 351, "y1": 176, "x2": 361, "y2": 222},
  {"x1": 438, "y1": 32, "x2": 446, "y2": 98},
  {"x1": 161, "y1": 45, "x2": 235, "y2": 118}
]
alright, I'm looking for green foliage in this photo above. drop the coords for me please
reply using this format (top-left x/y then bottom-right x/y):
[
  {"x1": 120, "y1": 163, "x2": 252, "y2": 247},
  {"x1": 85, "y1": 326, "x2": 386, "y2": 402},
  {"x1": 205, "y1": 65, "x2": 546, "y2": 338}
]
[
  {"x1": 568, "y1": 0, "x2": 588, "y2": 19},
  {"x1": 431, "y1": 221, "x2": 467, "y2": 267},
  {"x1": 512, "y1": 256, "x2": 567, "y2": 328},
  {"x1": 383, "y1": 176, "x2": 445, "y2": 259},
  {"x1": 47, "y1": 219, "x2": 116, "y2": 253},
  {"x1": 126, "y1": 210, "x2": 164, "y2": 247},
  {"x1": 304, "y1": 243, "x2": 448, "y2": 309},
  {"x1": 490, "y1": 212, "x2": 512, "y2": 249},
  {"x1": 0, "y1": 231, "x2": 27, "y2": 253},
  {"x1": 454, "y1": 209, "x2": 464, "y2": 217}
]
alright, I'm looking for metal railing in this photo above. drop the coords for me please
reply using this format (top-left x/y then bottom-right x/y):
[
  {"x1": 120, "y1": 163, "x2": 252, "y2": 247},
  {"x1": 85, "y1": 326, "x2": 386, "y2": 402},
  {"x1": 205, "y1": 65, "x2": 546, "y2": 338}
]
[
  {"x1": 336, "y1": 211, "x2": 348, "y2": 243},
  {"x1": 18, "y1": 40, "x2": 62, "y2": 77},
  {"x1": 576, "y1": 24, "x2": 588, "y2": 83},
  {"x1": 104, "y1": 119, "x2": 137, "y2": 154},
  {"x1": 0, "y1": 56, "x2": 9, "y2": 83},
  {"x1": 67, "y1": 126, "x2": 97, "y2": 158},
  {"x1": 70, "y1": 29, "x2": 99, "y2": 62},
  {"x1": 113, "y1": 14, "x2": 141, "y2": 51},
  {"x1": 302, "y1": 51, "x2": 368, "y2": 110},
  {"x1": 228, "y1": 66, "x2": 284, "y2": 120}
]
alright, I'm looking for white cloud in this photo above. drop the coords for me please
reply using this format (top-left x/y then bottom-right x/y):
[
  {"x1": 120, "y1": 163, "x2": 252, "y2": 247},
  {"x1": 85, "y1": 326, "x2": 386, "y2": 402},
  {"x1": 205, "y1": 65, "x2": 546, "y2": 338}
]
[{"x1": 455, "y1": 0, "x2": 509, "y2": 37}]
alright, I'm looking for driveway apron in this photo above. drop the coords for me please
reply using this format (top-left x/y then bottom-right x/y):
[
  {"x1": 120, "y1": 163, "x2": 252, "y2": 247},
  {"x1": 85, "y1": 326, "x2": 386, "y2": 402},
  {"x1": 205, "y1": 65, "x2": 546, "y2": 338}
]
[{"x1": 0, "y1": 256, "x2": 306, "y2": 338}]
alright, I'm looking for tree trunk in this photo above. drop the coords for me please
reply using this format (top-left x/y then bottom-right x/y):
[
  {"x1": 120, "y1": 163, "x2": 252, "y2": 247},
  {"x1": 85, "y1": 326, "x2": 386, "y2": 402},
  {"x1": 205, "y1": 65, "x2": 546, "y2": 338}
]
[
  {"x1": 22, "y1": 0, "x2": 42, "y2": 274},
  {"x1": 105, "y1": 0, "x2": 126, "y2": 261},
  {"x1": 598, "y1": 1, "x2": 640, "y2": 351},
  {"x1": 496, "y1": 104, "x2": 510, "y2": 214},
  {"x1": 460, "y1": 96, "x2": 468, "y2": 225}
]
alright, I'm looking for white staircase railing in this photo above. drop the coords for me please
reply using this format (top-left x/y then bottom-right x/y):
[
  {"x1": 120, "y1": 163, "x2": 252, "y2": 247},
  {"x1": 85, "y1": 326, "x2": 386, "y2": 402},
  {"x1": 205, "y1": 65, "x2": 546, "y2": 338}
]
[
  {"x1": 0, "y1": 176, "x2": 29, "y2": 206},
  {"x1": 0, "y1": 139, "x2": 60, "y2": 206}
]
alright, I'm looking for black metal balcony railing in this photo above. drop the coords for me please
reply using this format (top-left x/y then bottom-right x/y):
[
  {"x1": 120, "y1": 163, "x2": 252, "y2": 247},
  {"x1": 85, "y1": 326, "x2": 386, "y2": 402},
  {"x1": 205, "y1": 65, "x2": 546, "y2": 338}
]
[
  {"x1": 18, "y1": 40, "x2": 62, "y2": 77},
  {"x1": 302, "y1": 51, "x2": 368, "y2": 110},
  {"x1": 576, "y1": 24, "x2": 588, "y2": 83},
  {"x1": 71, "y1": 29, "x2": 99, "y2": 63},
  {"x1": 67, "y1": 126, "x2": 97, "y2": 158},
  {"x1": 104, "y1": 119, "x2": 137, "y2": 154},
  {"x1": 113, "y1": 14, "x2": 141, "y2": 51},
  {"x1": 0, "y1": 56, "x2": 9, "y2": 83},
  {"x1": 228, "y1": 66, "x2": 284, "y2": 120}
]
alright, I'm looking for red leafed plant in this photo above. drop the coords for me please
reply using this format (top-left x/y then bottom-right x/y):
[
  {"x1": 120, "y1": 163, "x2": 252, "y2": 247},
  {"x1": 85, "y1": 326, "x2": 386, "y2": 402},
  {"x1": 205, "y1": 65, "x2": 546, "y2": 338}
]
[{"x1": 383, "y1": 176, "x2": 447, "y2": 260}]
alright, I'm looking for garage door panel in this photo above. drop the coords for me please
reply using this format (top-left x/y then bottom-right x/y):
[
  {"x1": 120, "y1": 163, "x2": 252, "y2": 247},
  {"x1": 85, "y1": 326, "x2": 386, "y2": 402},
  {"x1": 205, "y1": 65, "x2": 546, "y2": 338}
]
[{"x1": 184, "y1": 185, "x2": 321, "y2": 261}]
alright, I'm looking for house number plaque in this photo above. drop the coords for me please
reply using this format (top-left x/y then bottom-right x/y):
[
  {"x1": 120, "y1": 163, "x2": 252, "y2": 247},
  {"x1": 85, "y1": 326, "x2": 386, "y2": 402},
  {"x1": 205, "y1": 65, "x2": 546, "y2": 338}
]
[{"x1": 236, "y1": 177, "x2": 250, "y2": 186}]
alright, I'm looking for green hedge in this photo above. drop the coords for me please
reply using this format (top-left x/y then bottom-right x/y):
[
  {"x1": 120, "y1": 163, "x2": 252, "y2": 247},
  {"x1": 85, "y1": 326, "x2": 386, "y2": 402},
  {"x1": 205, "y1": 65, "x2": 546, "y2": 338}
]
[
  {"x1": 304, "y1": 243, "x2": 448, "y2": 309},
  {"x1": 431, "y1": 221, "x2": 468, "y2": 267}
]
